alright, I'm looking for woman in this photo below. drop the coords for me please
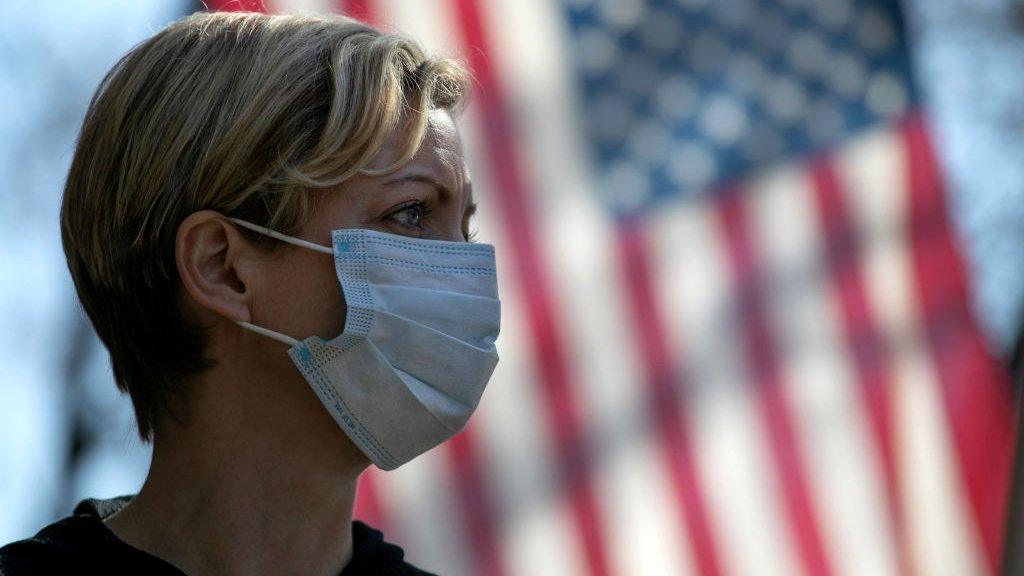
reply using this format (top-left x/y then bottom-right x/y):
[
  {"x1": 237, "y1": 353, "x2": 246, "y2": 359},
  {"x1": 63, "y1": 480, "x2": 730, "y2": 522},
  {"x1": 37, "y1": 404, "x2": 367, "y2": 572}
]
[{"x1": 0, "y1": 10, "x2": 499, "y2": 576}]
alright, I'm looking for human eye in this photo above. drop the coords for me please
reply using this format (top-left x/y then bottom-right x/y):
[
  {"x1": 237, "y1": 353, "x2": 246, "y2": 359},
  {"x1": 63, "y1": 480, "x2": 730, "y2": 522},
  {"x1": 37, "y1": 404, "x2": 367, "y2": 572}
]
[
  {"x1": 386, "y1": 200, "x2": 432, "y2": 231},
  {"x1": 465, "y1": 228, "x2": 479, "y2": 243}
]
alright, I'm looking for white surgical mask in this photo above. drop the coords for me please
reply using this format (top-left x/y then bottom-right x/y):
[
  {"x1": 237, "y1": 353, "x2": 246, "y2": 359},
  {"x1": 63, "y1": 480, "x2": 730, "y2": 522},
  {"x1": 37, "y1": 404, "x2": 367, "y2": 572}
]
[{"x1": 227, "y1": 217, "x2": 501, "y2": 470}]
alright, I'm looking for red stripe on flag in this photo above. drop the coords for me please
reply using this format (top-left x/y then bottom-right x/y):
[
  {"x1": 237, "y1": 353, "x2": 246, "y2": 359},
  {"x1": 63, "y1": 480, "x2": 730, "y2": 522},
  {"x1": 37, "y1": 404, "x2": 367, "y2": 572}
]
[
  {"x1": 717, "y1": 191, "x2": 834, "y2": 576},
  {"x1": 341, "y1": 0, "x2": 375, "y2": 23},
  {"x1": 353, "y1": 468, "x2": 389, "y2": 532},
  {"x1": 809, "y1": 156, "x2": 916, "y2": 576},
  {"x1": 447, "y1": 428, "x2": 506, "y2": 576},
  {"x1": 449, "y1": 1, "x2": 613, "y2": 575},
  {"x1": 903, "y1": 113, "x2": 1015, "y2": 573},
  {"x1": 616, "y1": 218, "x2": 724, "y2": 576}
]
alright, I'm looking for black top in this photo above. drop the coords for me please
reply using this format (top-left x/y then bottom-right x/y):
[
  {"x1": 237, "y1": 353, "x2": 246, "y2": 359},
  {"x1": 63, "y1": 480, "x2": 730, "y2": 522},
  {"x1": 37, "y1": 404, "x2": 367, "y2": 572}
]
[{"x1": 0, "y1": 494, "x2": 436, "y2": 575}]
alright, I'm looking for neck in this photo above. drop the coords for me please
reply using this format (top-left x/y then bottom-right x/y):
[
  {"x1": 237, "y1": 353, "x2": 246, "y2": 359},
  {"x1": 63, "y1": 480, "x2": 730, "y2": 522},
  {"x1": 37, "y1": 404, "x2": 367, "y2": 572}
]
[{"x1": 103, "y1": 389, "x2": 369, "y2": 576}]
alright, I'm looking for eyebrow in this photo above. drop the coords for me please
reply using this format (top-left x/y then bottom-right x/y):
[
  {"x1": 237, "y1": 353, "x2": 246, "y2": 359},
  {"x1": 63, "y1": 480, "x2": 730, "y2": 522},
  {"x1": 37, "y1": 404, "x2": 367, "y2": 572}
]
[{"x1": 382, "y1": 174, "x2": 478, "y2": 218}]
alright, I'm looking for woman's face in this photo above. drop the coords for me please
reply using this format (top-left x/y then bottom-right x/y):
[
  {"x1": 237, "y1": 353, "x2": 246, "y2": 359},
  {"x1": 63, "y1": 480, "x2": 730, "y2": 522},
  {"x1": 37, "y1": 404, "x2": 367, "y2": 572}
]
[
  {"x1": 252, "y1": 107, "x2": 477, "y2": 349},
  {"x1": 175, "y1": 108, "x2": 478, "y2": 460}
]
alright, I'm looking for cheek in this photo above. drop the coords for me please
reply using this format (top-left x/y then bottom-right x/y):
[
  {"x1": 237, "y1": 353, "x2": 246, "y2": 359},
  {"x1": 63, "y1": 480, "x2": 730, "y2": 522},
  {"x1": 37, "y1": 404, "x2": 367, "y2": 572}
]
[{"x1": 260, "y1": 251, "x2": 347, "y2": 340}]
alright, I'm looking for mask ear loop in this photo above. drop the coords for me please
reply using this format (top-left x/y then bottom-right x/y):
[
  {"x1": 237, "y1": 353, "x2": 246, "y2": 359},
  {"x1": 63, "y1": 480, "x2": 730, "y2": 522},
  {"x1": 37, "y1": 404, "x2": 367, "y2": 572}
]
[
  {"x1": 226, "y1": 216, "x2": 332, "y2": 348},
  {"x1": 234, "y1": 320, "x2": 301, "y2": 348},
  {"x1": 227, "y1": 217, "x2": 333, "y2": 255}
]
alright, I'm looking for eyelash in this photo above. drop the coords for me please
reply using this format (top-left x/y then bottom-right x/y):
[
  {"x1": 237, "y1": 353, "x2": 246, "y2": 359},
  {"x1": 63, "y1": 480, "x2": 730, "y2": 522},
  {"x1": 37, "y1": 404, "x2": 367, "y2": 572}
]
[
  {"x1": 386, "y1": 200, "x2": 479, "y2": 243},
  {"x1": 387, "y1": 200, "x2": 432, "y2": 231}
]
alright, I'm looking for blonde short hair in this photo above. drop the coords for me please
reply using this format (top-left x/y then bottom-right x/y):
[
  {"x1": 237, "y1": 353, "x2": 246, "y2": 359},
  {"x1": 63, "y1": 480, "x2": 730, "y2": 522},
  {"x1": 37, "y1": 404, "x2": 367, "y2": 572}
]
[{"x1": 60, "y1": 10, "x2": 470, "y2": 442}]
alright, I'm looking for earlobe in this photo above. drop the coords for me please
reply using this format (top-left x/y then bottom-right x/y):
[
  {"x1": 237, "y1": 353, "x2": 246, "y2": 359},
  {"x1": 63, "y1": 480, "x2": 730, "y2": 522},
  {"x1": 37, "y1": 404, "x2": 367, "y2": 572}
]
[{"x1": 175, "y1": 210, "x2": 253, "y2": 325}]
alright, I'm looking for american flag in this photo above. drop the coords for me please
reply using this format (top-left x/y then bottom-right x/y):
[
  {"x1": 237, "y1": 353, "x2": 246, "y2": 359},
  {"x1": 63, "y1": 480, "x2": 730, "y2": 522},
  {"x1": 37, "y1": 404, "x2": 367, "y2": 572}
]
[{"x1": 209, "y1": 1, "x2": 1016, "y2": 574}]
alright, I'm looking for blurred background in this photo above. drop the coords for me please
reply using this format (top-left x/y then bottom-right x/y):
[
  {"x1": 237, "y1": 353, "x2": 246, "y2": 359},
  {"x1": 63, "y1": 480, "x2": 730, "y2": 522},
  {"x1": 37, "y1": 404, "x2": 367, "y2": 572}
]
[{"x1": 2, "y1": 0, "x2": 1024, "y2": 574}]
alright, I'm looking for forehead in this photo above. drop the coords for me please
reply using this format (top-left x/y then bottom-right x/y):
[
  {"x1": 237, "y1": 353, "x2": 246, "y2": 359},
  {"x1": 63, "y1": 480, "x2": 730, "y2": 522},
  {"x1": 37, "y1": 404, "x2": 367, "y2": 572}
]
[
  {"x1": 367, "y1": 109, "x2": 467, "y2": 187},
  {"x1": 307, "y1": 108, "x2": 475, "y2": 237}
]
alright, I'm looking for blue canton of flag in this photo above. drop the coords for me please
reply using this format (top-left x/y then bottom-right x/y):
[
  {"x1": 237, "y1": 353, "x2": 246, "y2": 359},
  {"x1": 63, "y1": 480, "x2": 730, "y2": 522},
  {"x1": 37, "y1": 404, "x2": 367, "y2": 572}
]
[{"x1": 567, "y1": 0, "x2": 915, "y2": 213}]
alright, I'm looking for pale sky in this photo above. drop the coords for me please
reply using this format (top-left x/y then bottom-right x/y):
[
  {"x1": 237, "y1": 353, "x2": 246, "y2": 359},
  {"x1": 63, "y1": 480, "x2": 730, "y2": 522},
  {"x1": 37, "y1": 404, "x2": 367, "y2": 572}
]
[{"x1": 0, "y1": 0, "x2": 190, "y2": 544}]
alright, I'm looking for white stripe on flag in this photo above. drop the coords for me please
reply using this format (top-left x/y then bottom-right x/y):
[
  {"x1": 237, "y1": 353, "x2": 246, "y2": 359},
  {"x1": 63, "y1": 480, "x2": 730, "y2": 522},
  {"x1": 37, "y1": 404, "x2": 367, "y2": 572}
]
[
  {"x1": 471, "y1": 0, "x2": 702, "y2": 573},
  {"x1": 371, "y1": 0, "x2": 462, "y2": 57},
  {"x1": 745, "y1": 162, "x2": 900, "y2": 576},
  {"x1": 267, "y1": 0, "x2": 338, "y2": 15},
  {"x1": 836, "y1": 126, "x2": 987, "y2": 576},
  {"x1": 561, "y1": 193, "x2": 697, "y2": 576},
  {"x1": 648, "y1": 199, "x2": 802, "y2": 576},
  {"x1": 473, "y1": 263, "x2": 586, "y2": 576},
  {"x1": 464, "y1": 112, "x2": 589, "y2": 576}
]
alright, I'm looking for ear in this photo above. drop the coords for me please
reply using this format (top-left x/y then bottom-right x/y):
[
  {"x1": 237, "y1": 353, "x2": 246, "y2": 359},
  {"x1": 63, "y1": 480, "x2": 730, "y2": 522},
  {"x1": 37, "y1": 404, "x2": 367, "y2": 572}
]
[{"x1": 175, "y1": 210, "x2": 256, "y2": 324}]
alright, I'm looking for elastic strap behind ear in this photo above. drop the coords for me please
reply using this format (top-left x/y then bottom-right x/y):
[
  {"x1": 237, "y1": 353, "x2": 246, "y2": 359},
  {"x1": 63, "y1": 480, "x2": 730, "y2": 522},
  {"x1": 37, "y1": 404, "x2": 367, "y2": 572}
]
[
  {"x1": 227, "y1": 217, "x2": 333, "y2": 255},
  {"x1": 235, "y1": 319, "x2": 302, "y2": 348}
]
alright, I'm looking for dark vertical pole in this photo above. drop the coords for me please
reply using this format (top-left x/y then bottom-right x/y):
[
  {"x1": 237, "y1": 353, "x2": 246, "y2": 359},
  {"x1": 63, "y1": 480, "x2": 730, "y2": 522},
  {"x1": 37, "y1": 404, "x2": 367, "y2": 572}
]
[
  {"x1": 1001, "y1": 326, "x2": 1024, "y2": 575},
  {"x1": 58, "y1": 315, "x2": 95, "y2": 518}
]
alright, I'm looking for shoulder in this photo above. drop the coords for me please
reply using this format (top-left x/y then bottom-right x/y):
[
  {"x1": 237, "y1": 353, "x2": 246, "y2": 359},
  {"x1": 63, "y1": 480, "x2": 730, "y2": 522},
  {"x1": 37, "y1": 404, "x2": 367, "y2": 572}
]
[
  {"x1": 0, "y1": 516, "x2": 99, "y2": 574},
  {"x1": 0, "y1": 494, "x2": 143, "y2": 575}
]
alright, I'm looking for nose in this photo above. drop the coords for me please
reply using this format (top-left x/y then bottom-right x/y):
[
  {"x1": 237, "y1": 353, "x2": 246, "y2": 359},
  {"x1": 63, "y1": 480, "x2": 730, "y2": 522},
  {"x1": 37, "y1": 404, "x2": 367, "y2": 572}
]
[{"x1": 430, "y1": 218, "x2": 469, "y2": 243}]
